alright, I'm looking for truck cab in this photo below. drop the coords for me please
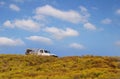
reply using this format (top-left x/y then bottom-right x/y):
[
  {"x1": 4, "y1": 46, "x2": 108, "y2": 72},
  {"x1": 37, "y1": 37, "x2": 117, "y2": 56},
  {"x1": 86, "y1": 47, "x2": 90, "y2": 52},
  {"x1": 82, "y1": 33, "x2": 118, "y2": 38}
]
[{"x1": 25, "y1": 49, "x2": 57, "y2": 57}]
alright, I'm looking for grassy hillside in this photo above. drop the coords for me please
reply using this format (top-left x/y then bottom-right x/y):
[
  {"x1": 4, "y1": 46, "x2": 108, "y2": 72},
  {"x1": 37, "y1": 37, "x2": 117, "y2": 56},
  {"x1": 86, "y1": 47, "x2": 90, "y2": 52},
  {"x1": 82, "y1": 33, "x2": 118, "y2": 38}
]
[{"x1": 0, "y1": 54, "x2": 120, "y2": 79}]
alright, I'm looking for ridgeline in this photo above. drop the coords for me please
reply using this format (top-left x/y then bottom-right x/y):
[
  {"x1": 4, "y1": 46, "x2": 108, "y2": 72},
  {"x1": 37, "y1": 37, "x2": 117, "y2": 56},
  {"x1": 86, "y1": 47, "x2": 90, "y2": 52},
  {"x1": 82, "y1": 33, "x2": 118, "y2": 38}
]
[{"x1": 0, "y1": 54, "x2": 120, "y2": 79}]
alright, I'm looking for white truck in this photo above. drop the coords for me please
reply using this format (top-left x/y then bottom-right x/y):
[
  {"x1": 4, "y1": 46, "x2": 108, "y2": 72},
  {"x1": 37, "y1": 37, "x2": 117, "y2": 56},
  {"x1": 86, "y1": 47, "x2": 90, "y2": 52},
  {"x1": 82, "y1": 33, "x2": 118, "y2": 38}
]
[{"x1": 25, "y1": 49, "x2": 57, "y2": 57}]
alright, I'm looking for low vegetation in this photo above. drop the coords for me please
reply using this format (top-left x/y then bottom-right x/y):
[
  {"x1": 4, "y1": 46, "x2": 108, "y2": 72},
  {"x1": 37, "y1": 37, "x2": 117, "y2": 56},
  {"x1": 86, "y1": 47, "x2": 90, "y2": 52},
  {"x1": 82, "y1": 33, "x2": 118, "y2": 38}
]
[{"x1": 0, "y1": 54, "x2": 120, "y2": 79}]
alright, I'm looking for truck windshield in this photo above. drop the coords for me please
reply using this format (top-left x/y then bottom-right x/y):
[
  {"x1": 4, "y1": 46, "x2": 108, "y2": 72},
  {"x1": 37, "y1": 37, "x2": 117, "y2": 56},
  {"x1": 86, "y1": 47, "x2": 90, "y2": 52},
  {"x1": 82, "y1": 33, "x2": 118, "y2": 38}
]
[{"x1": 44, "y1": 50, "x2": 50, "y2": 53}]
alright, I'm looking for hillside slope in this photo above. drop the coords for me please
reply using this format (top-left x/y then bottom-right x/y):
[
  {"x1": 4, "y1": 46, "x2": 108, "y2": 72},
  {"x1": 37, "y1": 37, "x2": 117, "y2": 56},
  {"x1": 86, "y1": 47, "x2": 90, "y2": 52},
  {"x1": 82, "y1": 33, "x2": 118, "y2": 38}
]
[{"x1": 0, "y1": 54, "x2": 120, "y2": 79}]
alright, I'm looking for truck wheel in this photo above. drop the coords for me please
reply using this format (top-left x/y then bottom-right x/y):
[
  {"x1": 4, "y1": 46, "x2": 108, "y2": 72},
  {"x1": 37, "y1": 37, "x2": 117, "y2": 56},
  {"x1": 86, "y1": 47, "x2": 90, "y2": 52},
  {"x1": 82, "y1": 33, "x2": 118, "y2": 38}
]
[{"x1": 52, "y1": 55, "x2": 58, "y2": 57}]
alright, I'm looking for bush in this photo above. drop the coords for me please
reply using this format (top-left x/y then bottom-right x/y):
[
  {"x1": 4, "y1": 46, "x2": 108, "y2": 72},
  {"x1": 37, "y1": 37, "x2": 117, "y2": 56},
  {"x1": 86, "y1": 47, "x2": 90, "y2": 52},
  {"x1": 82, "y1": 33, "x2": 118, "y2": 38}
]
[{"x1": 0, "y1": 54, "x2": 120, "y2": 79}]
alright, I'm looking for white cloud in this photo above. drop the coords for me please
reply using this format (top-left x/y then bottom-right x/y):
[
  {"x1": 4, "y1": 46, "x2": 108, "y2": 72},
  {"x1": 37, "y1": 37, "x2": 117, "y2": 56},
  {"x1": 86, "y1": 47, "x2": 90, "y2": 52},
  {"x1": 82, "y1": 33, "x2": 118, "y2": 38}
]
[
  {"x1": 115, "y1": 41, "x2": 120, "y2": 46},
  {"x1": 69, "y1": 43, "x2": 85, "y2": 49},
  {"x1": 101, "y1": 18, "x2": 112, "y2": 24},
  {"x1": 9, "y1": 4, "x2": 20, "y2": 11},
  {"x1": 0, "y1": 37, "x2": 25, "y2": 46},
  {"x1": 34, "y1": 5, "x2": 98, "y2": 31},
  {"x1": 83, "y1": 22, "x2": 97, "y2": 30},
  {"x1": 80, "y1": 6, "x2": 88, "y2": 12},
  {"x1": 35, "y1": 5, "x2": 88, "y2": 23},
  {"x1": 0, "y1": 1, "x2": 5, "y2": 6},
  {"x1": 45, "y1": 27, "x2": 79, "y2": 39},
  {"x1": 26, "y1": 36, "x2": 52, "y2": 44},
  {"x1": 3, "y1": 20, "x2": 14, "y2": 28},
  {"x1": 33, "y1": 15, "x2": 45, "y2": 21},
  {"x1": 79, "y1": 6, "x2": 90, "y2": 18},
  {"x1": 13, "y1": 19, "x2": 40, "y2": 31},
  {"x1": 91, "y1": 7, "x2": 98, "y2": 10},
  {"x1": 3, "y1": 19, "x2": 40, "y2": 31},
  {"x1": 116, "y1": 9, "x2": 120, "y2": 15}
]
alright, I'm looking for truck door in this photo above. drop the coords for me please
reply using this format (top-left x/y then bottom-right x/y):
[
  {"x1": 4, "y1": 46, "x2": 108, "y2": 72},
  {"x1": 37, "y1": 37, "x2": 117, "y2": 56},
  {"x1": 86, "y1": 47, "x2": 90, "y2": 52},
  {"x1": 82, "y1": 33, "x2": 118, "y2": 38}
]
[{"x1": 40, "y1": 50, "x2": 43, "y2": 55}]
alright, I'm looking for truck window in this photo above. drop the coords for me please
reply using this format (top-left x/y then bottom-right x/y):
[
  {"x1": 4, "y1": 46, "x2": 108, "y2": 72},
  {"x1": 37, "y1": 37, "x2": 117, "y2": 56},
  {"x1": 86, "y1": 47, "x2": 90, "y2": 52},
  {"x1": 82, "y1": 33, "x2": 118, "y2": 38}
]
[
  {"x1": 25, "y1": 49, "x2": 32, "y2": 55},
  {"x1": 44, "y1": 50, "x2": 50, "y2": 53},
  {"x1": 40, "y1": 50, "x2": 43, "y2": 53}
]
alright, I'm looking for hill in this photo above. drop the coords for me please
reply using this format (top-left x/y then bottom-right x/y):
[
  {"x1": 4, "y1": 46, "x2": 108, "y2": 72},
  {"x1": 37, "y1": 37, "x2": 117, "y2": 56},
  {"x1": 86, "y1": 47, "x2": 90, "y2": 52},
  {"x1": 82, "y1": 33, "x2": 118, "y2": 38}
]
[{"x1": 0, "y1": 54, "x2": 120, "y2": 79}]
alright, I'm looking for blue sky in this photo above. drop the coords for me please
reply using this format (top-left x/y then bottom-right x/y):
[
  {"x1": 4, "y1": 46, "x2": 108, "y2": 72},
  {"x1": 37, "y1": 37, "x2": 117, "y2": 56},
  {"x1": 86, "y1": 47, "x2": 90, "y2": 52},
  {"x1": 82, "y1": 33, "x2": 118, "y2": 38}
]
[{"x1": 0, "y1": 0, "x2": 120, "y2": 56}]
